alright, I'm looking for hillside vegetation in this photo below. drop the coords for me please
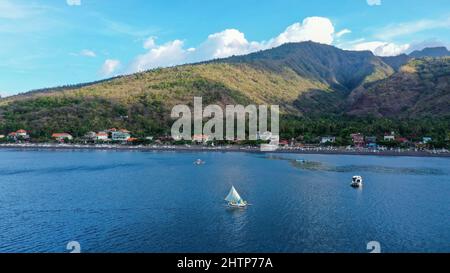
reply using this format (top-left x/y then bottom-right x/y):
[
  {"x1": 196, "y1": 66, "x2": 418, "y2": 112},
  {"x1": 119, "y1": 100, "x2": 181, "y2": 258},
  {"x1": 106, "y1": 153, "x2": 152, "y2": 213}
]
[{"x1": 0, "y1": 42, "x2": 449, "y2": 141}]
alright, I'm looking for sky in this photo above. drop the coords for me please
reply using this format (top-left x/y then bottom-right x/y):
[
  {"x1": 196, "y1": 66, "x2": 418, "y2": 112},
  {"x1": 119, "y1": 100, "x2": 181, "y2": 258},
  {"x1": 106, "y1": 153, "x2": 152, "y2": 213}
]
[{"x1": 0, "y1": 0, "x2": 449, "y2": 95}]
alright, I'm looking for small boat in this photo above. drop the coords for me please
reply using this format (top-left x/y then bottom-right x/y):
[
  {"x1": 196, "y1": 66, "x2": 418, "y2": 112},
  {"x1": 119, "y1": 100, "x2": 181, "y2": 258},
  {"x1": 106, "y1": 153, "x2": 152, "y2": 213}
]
[
  {"x1": 194, "y1": 159, "x2": 205, "y2": 165},
  {"x1": 351, "y1": 175, "x2": 363, "y2": 188},
  {"x1": 296, "y1": 159, "x2": 306, "y2": 163},
  {"x1": 225, "y1": 186, "x2": 248, "y2": 208}
]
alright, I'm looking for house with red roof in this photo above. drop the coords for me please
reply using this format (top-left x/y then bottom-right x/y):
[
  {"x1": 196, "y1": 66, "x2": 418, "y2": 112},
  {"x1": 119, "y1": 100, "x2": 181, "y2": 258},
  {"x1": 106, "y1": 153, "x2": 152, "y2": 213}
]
[
  {"x1": 96, "y1": 132, "x2": 109, "y2": 141},
  {"x1": 52, "y1": 133, "x2": 73, "y2": 142},
  {"x1": 7, "y1": 129, "x2": 30, "y2": 142}
]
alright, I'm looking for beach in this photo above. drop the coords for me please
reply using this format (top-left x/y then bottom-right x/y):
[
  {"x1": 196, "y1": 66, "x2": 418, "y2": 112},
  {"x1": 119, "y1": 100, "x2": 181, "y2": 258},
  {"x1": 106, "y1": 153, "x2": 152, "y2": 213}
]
[{"x1": 0, "y1": 143, "x2": 449, "y2": 157}]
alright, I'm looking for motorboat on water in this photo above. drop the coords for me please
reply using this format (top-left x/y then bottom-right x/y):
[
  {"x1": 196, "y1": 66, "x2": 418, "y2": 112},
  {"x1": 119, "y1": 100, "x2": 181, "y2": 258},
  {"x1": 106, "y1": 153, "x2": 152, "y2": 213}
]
[
  {"x1": 194, "y1": 159, "x2": 205, "y2": 165},
  {"x1": 351, "y1": 175, "x2": 363, "y2": 188},
  {"x1": 225, "y1": 186, "x2": 248, "y2": 208}
]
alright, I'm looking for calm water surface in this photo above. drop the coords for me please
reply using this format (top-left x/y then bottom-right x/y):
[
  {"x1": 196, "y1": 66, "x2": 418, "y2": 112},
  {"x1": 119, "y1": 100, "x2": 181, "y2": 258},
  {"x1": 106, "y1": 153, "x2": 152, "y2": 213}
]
[{"x1": 0, "y1": 149, "x2": 448, "y2": 253}]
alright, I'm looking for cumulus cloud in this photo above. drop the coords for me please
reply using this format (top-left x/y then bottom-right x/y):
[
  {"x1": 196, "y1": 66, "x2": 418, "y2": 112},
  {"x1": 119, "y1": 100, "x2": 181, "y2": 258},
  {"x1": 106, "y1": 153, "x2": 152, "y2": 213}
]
[
  {"x1": 127, "y1": 16, "x2": 337, "y2": 73},
  {"x1": 100, "y1": 59, "x2": 121, "y2": 76},
  {"x1": 128, "y1": 40, "x2": 188, "y2": 73},
  {"x1": 267, "y1": 17, "x2": 335, "y2": 47},
  {"x1": 367, "y1": 0, "x2": 381, "y2": 6},
  {"x1": 66, "y1": 0, "x2": 81, "y2": 6},
  {"x1": 352, "y1": 41, "x2": 410, "y2": 56}
]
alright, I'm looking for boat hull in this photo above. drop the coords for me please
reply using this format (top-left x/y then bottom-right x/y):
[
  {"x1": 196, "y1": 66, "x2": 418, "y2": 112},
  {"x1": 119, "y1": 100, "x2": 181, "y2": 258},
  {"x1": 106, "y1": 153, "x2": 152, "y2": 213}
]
[{"x1": 228, "y1": 201, "x2": 248, "y2": 208}]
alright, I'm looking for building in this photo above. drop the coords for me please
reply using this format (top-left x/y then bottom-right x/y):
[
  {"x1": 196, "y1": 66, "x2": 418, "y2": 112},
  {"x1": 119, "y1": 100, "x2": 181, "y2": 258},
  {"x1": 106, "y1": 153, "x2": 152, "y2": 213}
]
[
  {"x1": 16, "y1": 129, "x2": 28, "y2": 137},
  {"x1": 7, "y1": 132, "x2": 17, "y2": 141},
  {"x1": 192, "y1": 134, "x2": 210, "y2": 143},
  {"x1": 111, "y1": 131, "x2": 131, "y2": 141},
  {"x1": 52, "y1": 133, "x2": 73, "y2": 142},
  {"x1": 422, "y1": 137, "x2": 432, "y2": 144},
  {"x1": 7, "y1": 129, "x2": 30, "y2": 142},
  {"x1": 320, "y1": 136, "x2": 336, "y2": 144},
  {"x1": 384, "y1": 131, "x2": 395, "y2": 141},
  {"x1": 351, "y1": 133, "x2": 365, "y2": 147},
  {"x1": 365, "y1": 136, "x2": 377, "y2": 144},
  {"x1": 279, "y1": 140, "x2": 289, "y2": 147},
  {"x1": 96, "y1": 132, "x2": 109, "y2": 141},
  {"x1": 396, "y1": 137, "x2": 409, "y2": 144}
]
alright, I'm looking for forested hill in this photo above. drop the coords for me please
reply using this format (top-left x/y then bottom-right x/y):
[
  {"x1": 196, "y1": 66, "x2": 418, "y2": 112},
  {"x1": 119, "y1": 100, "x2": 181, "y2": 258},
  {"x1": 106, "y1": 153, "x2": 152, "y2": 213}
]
[{"x1": 0, "y1": 42, "x2": 449, "y2": 141}]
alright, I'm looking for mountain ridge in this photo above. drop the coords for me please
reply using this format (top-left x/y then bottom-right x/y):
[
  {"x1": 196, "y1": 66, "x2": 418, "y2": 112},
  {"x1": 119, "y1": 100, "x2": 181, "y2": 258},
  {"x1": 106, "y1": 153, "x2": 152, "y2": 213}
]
[{"x1": 0, "y1": 42, "x2": 449, "y2": 138}]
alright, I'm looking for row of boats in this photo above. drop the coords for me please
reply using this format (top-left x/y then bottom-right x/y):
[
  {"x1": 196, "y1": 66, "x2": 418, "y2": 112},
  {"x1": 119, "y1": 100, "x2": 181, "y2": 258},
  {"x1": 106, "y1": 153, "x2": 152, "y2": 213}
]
[{"x1": 194, "y1": 158, "x2": 363, "y2": 208}]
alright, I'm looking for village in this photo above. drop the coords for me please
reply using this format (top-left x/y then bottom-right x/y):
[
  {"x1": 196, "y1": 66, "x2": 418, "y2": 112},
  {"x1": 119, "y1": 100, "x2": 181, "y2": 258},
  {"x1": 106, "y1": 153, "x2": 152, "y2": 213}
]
[{"x1": 0, "y1": 128, "x2": 447, "y2": 154}]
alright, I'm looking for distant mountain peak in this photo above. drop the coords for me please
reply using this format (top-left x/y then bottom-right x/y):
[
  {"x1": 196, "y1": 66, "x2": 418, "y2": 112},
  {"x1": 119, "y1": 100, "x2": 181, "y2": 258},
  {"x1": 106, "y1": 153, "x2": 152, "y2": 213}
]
[
  {"x1": 409, "y1": 46, "x2": 450, "y2": 58},
  {"x1": 216, "y1": 41, "x2": 391, "y2": 92}
]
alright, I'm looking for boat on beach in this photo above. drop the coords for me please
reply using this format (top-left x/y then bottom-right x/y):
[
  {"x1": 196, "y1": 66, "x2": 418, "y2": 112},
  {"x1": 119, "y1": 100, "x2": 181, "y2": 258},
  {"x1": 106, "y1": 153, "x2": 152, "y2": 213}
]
[{"x1": 225, "y1": 186, "x2": 248, "y2": 208}]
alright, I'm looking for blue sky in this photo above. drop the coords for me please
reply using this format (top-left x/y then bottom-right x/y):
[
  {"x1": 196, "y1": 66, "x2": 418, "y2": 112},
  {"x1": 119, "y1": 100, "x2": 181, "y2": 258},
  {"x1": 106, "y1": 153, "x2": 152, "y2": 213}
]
[{"x1": 0, "y1": 0, "x2": 449, "y2": 95}]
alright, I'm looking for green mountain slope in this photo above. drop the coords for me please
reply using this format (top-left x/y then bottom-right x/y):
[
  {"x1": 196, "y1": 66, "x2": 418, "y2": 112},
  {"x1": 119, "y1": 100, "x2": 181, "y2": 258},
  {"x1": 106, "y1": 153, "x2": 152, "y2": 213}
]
[
  {"x1": 347, "y1": 57, "x2": 450, "y2": 118},
  {"x1": 0, "y1": 42, "x2": 448, "y2": 139}
]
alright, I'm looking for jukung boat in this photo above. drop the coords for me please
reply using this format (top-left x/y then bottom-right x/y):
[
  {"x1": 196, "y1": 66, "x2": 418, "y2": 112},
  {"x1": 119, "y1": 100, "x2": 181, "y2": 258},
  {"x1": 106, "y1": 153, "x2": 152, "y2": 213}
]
[{"x1": 225, "y1": 186, "x2": 248, "y2": 208}]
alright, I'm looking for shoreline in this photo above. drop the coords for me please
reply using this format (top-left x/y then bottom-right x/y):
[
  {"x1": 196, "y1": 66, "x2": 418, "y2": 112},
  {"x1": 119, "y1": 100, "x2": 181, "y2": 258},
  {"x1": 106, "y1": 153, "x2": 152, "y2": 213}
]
[{"x1": 0, "y1": 143, "x2": 449, "y2": 158}]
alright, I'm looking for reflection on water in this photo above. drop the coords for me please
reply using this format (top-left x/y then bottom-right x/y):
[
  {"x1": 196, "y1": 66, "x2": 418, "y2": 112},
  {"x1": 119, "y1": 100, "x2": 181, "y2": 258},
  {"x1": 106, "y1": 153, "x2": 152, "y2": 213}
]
[
  {"x1": 0, "y1": 150, "x2": 449, "y2": 253},
  {"x1": 267, "y1": 155, "x2": 446, "y2": 175}
]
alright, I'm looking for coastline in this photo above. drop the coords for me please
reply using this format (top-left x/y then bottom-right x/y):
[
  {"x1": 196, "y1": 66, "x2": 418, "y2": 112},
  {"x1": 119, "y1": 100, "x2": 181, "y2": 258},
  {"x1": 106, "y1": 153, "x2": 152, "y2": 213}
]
[{"x1": 0, "y1": 143, "x2": 449, "y2": 158}]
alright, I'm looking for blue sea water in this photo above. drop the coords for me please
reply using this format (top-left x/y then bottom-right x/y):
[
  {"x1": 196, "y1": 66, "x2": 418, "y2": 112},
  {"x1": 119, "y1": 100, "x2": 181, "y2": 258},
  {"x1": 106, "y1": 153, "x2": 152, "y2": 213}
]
[{"x1": 0, "y1": 149, "x2": 448, "y2": 253}]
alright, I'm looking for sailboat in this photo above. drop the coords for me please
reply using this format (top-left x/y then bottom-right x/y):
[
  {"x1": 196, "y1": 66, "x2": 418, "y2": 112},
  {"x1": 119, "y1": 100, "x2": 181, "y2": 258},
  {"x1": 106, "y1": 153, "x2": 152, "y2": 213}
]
[{"x1": 225, "y1": 186, "x2": 248, "y2": 208}]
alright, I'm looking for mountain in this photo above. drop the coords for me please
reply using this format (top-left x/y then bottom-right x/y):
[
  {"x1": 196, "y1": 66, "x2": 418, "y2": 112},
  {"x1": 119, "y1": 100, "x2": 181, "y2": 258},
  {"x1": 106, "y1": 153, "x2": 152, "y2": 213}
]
[
  {"x1": 0, "y1": 42, "x2": 449, "y2": 138},
  {"x1": 381, "y1": 46, "x2": 450, "y2": 71},
  {"x1": 216, "y1": 41, "x2": 394, "y2": 91},
  {"x1": 409, "y1": 47, "x2": 450, "y2": 58},
  {"x1": 347, "y1": 57, "x2": 450, "y2": 118}
]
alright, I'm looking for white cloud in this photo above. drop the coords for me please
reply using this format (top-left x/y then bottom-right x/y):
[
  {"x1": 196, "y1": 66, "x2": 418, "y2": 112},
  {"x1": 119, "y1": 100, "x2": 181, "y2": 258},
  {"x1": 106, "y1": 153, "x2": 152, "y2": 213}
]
[
  {"x1": 79, "y1": 49, "x2": 96, "y2": 57},
  {"x1": 367, "y1": 0, "x2": 381, "y2": 6},
  {"x1": 352, "y1": 41, "x2": 410, "y2": 56},
  {"x1": 66, "y1": 0, "x2": 81, "y2": 6},
  {"x1": 128, "y1": 40, "x2": 188, "y2": 73},
  {"x1": 267, "y1": 17, "x2": 335, "y2": 47},
  {"x1": 335, "y1": 29, "x2": 352, "y2": 38},
  {"x1": 375, "y1": 17, "x2": 450, "y2": 40},
  {"x1": 143, "y1": 37, "x2": 157, "y2": 49},
  {"x1": 195, "y1": 29, "x2": 258, "y2": 59},
  {"x1": 100, "y1": 59, "x2": 121, "y2": 76},
  {"x1": 127, "y1": 17, "x2": 337, "y2": 73}
]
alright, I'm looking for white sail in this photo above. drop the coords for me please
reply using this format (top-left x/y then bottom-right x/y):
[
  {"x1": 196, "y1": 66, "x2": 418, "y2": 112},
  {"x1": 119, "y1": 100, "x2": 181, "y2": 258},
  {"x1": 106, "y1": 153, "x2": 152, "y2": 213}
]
[{"x1": 225, "y1": 186, "x2": 243, "y2": 203}]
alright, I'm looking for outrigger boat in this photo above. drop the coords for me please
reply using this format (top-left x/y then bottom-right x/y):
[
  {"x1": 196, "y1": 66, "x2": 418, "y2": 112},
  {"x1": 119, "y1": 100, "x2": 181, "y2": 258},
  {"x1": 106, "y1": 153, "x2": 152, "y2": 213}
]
[{"x1": 225, "y1": 186, "x2": 248, "y2": 208}]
